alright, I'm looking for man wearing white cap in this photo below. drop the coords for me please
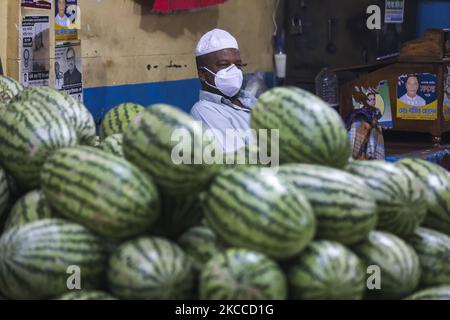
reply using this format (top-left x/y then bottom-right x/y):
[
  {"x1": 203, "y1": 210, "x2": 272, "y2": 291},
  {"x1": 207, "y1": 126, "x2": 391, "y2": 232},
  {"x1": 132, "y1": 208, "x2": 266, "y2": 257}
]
[{"x1": 191, "y1": 29, "x2": 257, "y2": 153}]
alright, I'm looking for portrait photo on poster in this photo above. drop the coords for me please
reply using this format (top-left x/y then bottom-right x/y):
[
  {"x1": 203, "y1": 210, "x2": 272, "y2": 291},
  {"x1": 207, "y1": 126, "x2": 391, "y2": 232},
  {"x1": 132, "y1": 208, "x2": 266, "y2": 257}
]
[
  {"x1": 55, "y1": 0, "x2": 79, "y2": 42},
  {"x1": 397, "y1": 73, "x2": 438, "y2": 121},
  {"x1": 444, "y1": 67, "x2": 450, "y2": 121},
  {"x1": 55, "y1": 41, "x2": 83, "y2": 101}
]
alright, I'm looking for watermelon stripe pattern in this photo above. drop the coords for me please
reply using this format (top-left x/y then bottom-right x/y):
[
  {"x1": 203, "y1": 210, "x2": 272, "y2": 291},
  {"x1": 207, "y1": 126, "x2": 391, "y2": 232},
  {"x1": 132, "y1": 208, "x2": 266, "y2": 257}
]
[
  {"x1": 406, "y1": 286, "x2": 450, "y2": 300},
  {"x1": 287, "y1": 241, "x2": 366, "y2": 300},
  {"x1": 0, "y1": 166, "x2": 9, "y2": 218},
  {"x1": 406, "y1": 228, "x2": 450, "y2": 287},
  {"x1": 123, "y1": 104, "x2": 221, "y2": 195},
  {"x1": 3, "y1": 190, "x2": 54, "y2": 231},
  {"x1": 251, "y1": 87, "x2": 350, "y2": 168},
  {"x1": 278, "y1": 164, "x2": 377, "y2": 245},
  {"x1": 347, "y1": 161, "x2": 427, "y2": 236},
  {"x1": 57, "y1": 291, "x2": 117, "y2": 300},
  {"x1": 100, "y1": 134, "x2": 124, "y2": 157},
  {"x1": 200, "y1": 249, "x2": 287, "y2": 300},
  {"x1": 101, "y1": 103, "x2": 145, "y2": 139},
  {"x1": 396, "y1": 158, "x2": 450, "y2": 235},
  {"x1": 353, "y1": 231, "x2": 421, "y2": 299},
  {"x1": 204, "y1": 167, "x2": 316, "y2": 260},
  {"x1": 178, "y1": 226, "x2": 225, "y2": 272},
  {"x1": 0, "y1": 219, "x2": 108, "y2": 300},
  {"x1": 41, "y1": 146, "x2": 161, "y2": 239},
  {"x1": 0, "y1": 100, "x2": 78, "y2": 190},
  {"x1": 13, "y1": 87, "x2": 96, "y2": 145},
  {"x1": 107, "y1": 237, "x2": 195, "y2": 300},
  {"x1": 0, "y1": 76, "x2": 23, "y2": 104}
]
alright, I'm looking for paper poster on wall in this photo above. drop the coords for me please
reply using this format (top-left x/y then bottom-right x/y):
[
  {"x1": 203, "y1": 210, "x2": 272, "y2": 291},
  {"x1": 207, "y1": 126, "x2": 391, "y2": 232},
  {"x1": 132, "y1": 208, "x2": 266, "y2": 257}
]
[
  {"x1": 20, "y1": 15, "x2": 50, "y2": 88},
  {"x1": 385, "y1": 0, "x2": 404, "y2": 24},
  {"x1": 21, "y1": 0, "x2": 52, "y2": 10},
  {"x1": 397, "y1": 73, "x2": 438, "y2": 121},
  {"x1": 351, "y1": 80, "x2": 393, "y2": 129},
  {"x1": 55, "y1": 0, "x2": 79, "y2": 42},
  {"x1": 55, "y1": 41, "x2": 83, "y2": 102},
  {"x1": 444, "y1": 67, "x2": 450, "y2": 121}
]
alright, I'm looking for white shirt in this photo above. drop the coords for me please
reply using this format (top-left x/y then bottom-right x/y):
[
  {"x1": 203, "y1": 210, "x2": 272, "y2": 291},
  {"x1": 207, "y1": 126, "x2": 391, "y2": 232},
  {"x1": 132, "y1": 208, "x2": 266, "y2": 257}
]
[
  {"x1": 399, "y1": 93, "x2": 427, "y2": 107},
  {"x1": 190, "y1": 90, "x2": 257, "y2": 153},
  {"x1": 55, "y1": 14, "x2": 71, "y2": 28}
]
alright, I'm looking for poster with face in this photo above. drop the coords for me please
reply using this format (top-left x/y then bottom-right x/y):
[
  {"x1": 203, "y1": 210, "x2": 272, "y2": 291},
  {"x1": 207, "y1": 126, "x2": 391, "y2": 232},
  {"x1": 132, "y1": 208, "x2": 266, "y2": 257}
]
[
  {"x1": 55, "y1": 41, "x2": 83, "y2": 102},
  {"x1": 55, "y1": 0, "x2": 79, "y2": 42},
  {"x1": 20, "y1": 15, "x2": 50, "y2": 88},
  {"x1": 444, "y1": 67, "x2": 450, "y2": 121},
  {"x1": 397, "y1": 73, "x2": 438, "y2": 121},
  {"x1": 351, "y1": 80, "x2": 393, "y2": 129},
  {"x1": 21, "y1": 0, "x2": 52, "y2": 10}
]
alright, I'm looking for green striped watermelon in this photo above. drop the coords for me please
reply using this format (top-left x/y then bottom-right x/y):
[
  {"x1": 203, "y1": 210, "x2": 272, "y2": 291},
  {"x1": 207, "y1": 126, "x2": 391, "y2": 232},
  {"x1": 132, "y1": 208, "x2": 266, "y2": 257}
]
[
  {"x1": 406, "y1": 228, "x2": 450, "y2": 287},
  {"x1": 0, "y1": 219, "x2": 108, "y2": 300},
  {"x1": 251, "y1": 87, "x2": 351, "y2": 168},
  {"x1": 0, "y1": 166, "x2": 9, "y2": 219},
  {"x1": 41, "y1": 146, "x2": 161, "y2": 239},
  {"x1": 100, "y1": 103, "x2": 145, "y2": 139},
  {"x1": 0, "y1": 100, "x2": 78, "y2": 190},
  {"x1": 123, "y1": 104, "x2": 222, "y2": 196},
  {"x1": 278, "y1": 164, "x2": 378, "y2": 245},
  {"x1": 353, "y1": 231, "x2": 421, "y2": 299},
  {"x1": 13, "y1": 87, "x2": 96, "y2": 145},
  {"x1": 92, "y1": 136, "x2": 101, "y2": 148},
  {"x1": 405, "y1": 286, "x2": 450, "y2": 300},
  {"x1": 151, "y1": 193, "x2": 205, "y2": 239},
  {"x1": 0, "y1": 76, "x2": 23, "y2": 104},
  {"x1": 396, "y1": 158, "x2": 450, "y2": 235},
  {"x1": 200, "y1": 249, "x2": 287, "y2": 300},
  {"x1": 56, "y1": 291, "x2": 116, "y2": 300},
  {"x1": 204, "y1": 167, "x2": 316, "y2": 260},
  {"x1": 100, "y1": 134, "x2": 124, "y2": 157},
  {"x1": 178, "y1": 226, "x2": 225, "y2": 272},
  {"x1": 107, "y1": 237, "x2": 195, "y2": 300},
  {"x1": 3, "y1": 190, "x2": 55, "y2": 231},
  {"x1": 347, "y1": 160, "x2": 427, "y2": 237},
  {"x1": 287, "y1": 240, "x2": 366, "y2": 300}
]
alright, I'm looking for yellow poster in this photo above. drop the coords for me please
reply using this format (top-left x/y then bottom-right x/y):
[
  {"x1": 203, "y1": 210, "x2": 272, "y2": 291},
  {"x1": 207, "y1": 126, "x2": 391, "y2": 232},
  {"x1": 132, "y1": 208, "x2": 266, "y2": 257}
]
[
  {"x1": 397, "y1": 73, "x2": 438, "y2": 121},
  {"x1": 55, "y1": 0, "x2": 79, "y2": 42}
]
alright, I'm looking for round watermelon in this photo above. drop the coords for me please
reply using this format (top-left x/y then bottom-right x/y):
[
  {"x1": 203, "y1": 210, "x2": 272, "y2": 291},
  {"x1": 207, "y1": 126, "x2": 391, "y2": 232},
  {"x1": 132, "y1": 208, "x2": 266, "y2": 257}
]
[
  {"x1": 0, "y1": 219, "x2": 108, "y2": 299},
  {"x1": 107, "y1": 237, "x2": 195, "y2": 300},
  {"x1": 251, "y1": 87, "x2": 351, "y2": 168},
  {"x1": 353, "y1": 231, "x2": 421, "y2": 299},
  {"x1": 287, "y1": 241, "x2": 366, "y2": 300},
  {"x1": 56, "y1": 291, "x2": 117, "y2": 300},
  {"x1": 0, "y1": 166, "x2": 10, "y2": 219},
  {"x1": 200, "y1": 249, "x2": 287, "y2": 300},
  {"x1": 41, "y1": 146, "x2": 161, "y2": 239},
  {"x1": 3, "y1": 190, "x2": 55, "y2": 231},
  {"x1": 204, "y1": 166, "x2": 316, "y2": 260},
  {"x1": 0, "y1": 76, "x2": 23, "y2": 104},
  {"x1": 278, "y1": 164, "x2": 377, "y2": 245},
  {"x1": 406, "y1": 228, "x2": 450, "y2": 287},
  {"x1": 405, "y1": 286, "x2": 450, "y2": 300},
  {"x1": 100, "y1": 133, "x2": 124, "y2": 157},
  {"x1": 347, "y1": 160, "x2": 427, "y2": 237},
  {"x1": 100, "y1": 103, "x2": 145, "y2": 139},
  {"x1": 396, "y1": 158, "x2": 450, "y2": 235}
]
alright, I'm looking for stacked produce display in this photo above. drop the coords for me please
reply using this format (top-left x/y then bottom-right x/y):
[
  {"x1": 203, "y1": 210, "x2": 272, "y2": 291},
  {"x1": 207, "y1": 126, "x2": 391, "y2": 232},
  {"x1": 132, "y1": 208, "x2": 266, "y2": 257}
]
[{"x1": 0, "y1": 76, "x2": 449, "y2": 300}]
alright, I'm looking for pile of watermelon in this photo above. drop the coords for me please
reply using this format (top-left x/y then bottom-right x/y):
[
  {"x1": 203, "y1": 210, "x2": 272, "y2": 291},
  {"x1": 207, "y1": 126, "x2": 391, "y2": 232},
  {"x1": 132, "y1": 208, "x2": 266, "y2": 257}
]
[{"x1": 0, "y1": 76, "x2": 449, "y2": 300}]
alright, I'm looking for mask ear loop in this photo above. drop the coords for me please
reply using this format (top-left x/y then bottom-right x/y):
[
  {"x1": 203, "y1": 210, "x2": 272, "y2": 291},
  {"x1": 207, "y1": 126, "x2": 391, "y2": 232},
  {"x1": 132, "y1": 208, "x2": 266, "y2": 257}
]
[{"x1": 201, "y1": 67, "x2": 220, "y2": 91}]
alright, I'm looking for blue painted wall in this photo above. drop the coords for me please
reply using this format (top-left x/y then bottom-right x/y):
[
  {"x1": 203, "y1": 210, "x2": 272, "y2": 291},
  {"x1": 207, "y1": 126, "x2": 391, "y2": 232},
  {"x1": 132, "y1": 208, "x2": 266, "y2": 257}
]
[{"x1": 417, "y1": 1, "x2": 450, "y2": 35}]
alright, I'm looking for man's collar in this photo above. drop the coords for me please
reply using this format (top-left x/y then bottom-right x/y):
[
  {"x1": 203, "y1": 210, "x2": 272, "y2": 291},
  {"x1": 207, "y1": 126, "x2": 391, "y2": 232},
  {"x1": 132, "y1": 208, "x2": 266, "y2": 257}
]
[{"x1": 199, "y1": 90, "x2": 256, "y2": 111}]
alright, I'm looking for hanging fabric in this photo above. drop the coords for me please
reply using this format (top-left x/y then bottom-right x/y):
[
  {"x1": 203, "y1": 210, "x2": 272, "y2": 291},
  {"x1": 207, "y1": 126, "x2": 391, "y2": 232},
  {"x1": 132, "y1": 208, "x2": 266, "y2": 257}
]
[{"x1": 152, "y1": 0, "x2": 227, "y2": 13}]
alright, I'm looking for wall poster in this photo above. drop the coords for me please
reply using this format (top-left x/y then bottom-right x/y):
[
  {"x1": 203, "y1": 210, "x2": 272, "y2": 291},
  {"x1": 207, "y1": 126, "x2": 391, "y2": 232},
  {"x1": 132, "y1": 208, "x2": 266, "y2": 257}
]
[
  {"x1": 444, "y1": 67, "x2": 450, "y2": 121},
  {"x1": 55, "y1": 40, "x2": 83, "y2": 102},
  {"x1": 397, "y1": 73, "x2": 438, "y2": 121},
  {"x1": 55, "y1": 0, "x2": 79, "y2": 42},
  {"x1": 21, "y1": 0, "x2": 52, "y2": 10},
  {"x1": 20, "y1": 14, "x2": 50, "y2": 88}
]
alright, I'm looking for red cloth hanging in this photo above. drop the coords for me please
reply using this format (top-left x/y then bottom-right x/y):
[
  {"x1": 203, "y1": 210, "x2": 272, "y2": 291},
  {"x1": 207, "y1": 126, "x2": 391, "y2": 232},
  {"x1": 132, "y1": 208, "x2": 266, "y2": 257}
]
[{"x1": 152, "y1": 0, "x2": 227, "y2": 13}]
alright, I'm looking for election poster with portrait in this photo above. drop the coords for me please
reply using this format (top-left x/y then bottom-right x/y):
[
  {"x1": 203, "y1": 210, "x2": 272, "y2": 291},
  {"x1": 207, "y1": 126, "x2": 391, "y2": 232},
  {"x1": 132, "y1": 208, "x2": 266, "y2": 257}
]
[
  {"x1": 397, "y1": 73, "x2": 438, "y2": 121},
  {"x1": 444, "y1": 67, "x2": 450, "y2": 121},
  {"x1": 55, "y1": 41, "x2": 83, "y2": 102},
  {"x1": 21, "y1": 0, "x2": 52, "y2": 10},
  {"x1": 55, "y1": 0, "x2": 79, "y2": 42},
  {"x1": 20, "y1": 14, "x2": 50, "y2": 88}
]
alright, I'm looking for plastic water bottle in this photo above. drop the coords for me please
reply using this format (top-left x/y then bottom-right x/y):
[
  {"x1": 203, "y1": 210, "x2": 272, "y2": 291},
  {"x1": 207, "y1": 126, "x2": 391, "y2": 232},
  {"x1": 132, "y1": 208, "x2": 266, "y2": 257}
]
[{"x1": 315, "y1": 68, "x2": 339, "y2": 112}]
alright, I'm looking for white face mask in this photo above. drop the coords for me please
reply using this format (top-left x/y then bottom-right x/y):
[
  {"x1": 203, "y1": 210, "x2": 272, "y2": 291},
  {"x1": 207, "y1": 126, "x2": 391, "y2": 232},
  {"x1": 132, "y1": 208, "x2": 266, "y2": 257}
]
[{"x1": 202, "y1": 65, "x2": 244, "y2": 98}]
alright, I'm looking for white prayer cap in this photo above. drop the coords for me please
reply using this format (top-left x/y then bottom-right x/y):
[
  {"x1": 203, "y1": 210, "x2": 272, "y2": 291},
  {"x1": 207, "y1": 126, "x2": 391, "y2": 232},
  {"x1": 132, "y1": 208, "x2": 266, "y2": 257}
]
[{"x1": 196, "y1": 29, "x2": 239, "y2": 57}]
